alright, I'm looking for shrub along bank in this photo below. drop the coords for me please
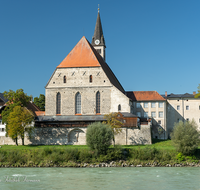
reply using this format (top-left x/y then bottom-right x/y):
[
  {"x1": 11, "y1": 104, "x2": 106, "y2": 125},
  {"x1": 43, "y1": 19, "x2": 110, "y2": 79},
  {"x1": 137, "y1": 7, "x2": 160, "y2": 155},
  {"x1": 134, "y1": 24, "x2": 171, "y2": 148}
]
[{"x1": 0, "y1": 144, "x2": 199, "y2": 167}]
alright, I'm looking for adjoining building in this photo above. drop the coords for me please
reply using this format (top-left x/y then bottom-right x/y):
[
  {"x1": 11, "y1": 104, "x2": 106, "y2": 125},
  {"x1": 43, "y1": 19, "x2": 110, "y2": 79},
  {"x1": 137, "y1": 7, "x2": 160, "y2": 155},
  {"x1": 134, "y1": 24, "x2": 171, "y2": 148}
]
[
  {"x1": 163, "y1": 92, "x2": 200, "y2": 137},
  {"x1": 126, "y1": 91, "x2": 167, "y2": 139}
]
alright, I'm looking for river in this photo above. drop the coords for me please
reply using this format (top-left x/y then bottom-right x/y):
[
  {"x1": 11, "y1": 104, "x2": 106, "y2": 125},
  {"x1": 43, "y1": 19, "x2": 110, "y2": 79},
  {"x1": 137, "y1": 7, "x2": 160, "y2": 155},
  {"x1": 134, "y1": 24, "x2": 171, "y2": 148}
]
[{"x1": 0, "y1": 167, "x2": 199, "y2": 190}]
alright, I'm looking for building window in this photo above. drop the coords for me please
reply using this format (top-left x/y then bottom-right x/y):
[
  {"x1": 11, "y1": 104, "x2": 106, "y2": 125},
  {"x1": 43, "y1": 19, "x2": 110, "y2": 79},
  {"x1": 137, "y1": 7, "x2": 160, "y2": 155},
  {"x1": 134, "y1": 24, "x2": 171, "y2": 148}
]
[
  {"x1": 1, "y1": 128, "x2": 4, "y2": 132},
  {"x1": 136, "y1": 112, "x2": 141, "y2": 117},
  {"x1": 97, "y1": 49, "x2": 101, "y2": 54},
  {"x1": 177, "y1": 105, "x2": 180, "y2": 110},
  {"x1": 56, "y1": 92, "x2": 61, "y2": 115},
  {"x1": 75, "y1": 92, "x2": 81, "y2": 114},
  {"x1": 96, "y1": 91, "x2": 100, "y2": 114},
  {"x1": 136, "y1": 103, "x2": 141, "y2": 108},
  {"x1": 63, "y1": 76, "x2": 66, "y2": 83},
  {"x1": 118, "y1": 104, "x2": 121, "y2": 111},
  {"x1": 144, "y1": 112, "x2": 148, "y2": 118},
  {"x1": 151, "y1": 102, "x2": 156, "y2": 108},
  {"x1": 186, "y1": 118, "x2": 189, "y2": 121},
  {"x1": 151, "y1": 112, "x2": 156, "y2": 117},
  {"x1": 89, "y1": 75, "x2": 92, "y2": 83},
  {"x1": 159, "y1": 102, "x2": 163, "y2": 108},
  {"x1": 186, "y1": 106, "x2": 189, "y2": 110},
  {"x1": 159, "y1": 111, "x2": 163, "y2": 118},
  {"x1": 144, "y1": 102, "x2": 148, "y2": 108},
  {"x1": 158, "y1": 120, "x2": 161, "y2": 125}
]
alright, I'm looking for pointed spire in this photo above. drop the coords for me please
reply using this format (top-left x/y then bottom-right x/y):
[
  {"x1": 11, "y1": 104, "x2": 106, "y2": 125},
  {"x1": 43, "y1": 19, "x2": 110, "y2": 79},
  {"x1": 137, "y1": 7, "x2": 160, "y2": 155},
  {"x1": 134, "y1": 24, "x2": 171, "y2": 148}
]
[{"x1": 91, "y1": 7, "x2": 105, "y2": 47}]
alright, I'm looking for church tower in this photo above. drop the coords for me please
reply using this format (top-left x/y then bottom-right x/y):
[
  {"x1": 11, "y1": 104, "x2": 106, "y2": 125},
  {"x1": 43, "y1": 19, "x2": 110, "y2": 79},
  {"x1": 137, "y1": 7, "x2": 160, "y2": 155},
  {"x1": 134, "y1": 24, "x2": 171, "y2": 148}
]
[{"x1": 91, "y1": 8, "x2": 106, "y2": 61}]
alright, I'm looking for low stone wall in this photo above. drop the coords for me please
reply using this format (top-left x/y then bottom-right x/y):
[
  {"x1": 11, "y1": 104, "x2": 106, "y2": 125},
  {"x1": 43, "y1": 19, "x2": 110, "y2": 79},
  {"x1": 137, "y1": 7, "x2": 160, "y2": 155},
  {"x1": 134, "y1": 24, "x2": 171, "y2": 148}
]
[
  {"x1": 0, "y1": 124, "x2": 151, "y2": 145},
  {"x1": 115, "y1": 124, "x2": 152, "y2": 145}
]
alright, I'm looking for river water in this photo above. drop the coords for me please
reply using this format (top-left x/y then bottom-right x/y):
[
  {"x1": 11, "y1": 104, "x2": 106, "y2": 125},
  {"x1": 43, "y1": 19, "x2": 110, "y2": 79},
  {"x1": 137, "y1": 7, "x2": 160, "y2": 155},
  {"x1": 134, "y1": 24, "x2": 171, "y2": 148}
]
[{"x1": 0, "y1": 167, "x2": 199, "y2": 190}]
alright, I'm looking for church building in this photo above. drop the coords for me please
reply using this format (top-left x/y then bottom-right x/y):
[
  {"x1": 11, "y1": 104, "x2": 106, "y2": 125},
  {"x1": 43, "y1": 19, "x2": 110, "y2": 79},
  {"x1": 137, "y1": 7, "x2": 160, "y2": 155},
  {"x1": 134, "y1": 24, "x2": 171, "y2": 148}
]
[{"x1": 33, "y1": 9, "x2": 152, "y2": 145}]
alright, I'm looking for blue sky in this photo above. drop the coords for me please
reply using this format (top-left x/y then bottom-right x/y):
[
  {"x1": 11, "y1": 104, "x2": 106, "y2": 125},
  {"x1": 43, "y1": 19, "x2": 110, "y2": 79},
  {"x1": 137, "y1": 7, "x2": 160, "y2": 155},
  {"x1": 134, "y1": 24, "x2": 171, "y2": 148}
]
[{"x1": 1, "y1": 0, "x2": 200, "y2": 98}]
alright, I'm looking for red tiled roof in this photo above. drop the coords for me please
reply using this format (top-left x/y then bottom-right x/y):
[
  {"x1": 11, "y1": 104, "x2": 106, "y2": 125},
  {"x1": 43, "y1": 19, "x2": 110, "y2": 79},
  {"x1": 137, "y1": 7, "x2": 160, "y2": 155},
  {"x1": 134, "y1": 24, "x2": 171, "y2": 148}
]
[
  {"x1": 126, "y1": 91, "x2": 165, "y2": 101},
  {"x1": 57, "y1": 36, "x2": 101, "y2": 68},
  {"x1": 35, "y1": 111, "x2": 45, "y2": 116}
]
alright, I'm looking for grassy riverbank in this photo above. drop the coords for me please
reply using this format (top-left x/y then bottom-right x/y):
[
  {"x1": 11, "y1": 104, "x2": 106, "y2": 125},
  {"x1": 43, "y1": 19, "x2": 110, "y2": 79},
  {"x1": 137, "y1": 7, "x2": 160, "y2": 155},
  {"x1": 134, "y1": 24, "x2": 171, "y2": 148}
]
[{"x1": 0, "y1": 140, "x2": 199, "y2": 167}]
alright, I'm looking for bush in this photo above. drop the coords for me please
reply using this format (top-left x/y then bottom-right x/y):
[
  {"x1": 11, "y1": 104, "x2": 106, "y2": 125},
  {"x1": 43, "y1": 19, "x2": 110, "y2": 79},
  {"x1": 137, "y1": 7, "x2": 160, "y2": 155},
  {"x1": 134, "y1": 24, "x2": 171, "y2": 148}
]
[
  {"x1": 86, "y1": 122, "x2": 113, "y2": 155},
  {"x1": 171, "y1": 120, "x2": 200, "y2": 155}
]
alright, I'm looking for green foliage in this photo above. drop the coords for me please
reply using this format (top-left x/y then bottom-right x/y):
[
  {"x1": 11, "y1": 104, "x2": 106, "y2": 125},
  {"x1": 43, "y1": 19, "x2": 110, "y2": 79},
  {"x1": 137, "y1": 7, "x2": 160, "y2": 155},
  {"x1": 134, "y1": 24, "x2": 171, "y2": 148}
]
[
  {"x1": 103, "y1": 112, "x2": 123, "y2": 146},
  {"x1": 2, "y1": 89, "x2": 30, "y2": 125},
  {"x1": 176, "y1": 152, "x2": 185, "y2": 161},
  {"x1": 7, "y1": 106, "x2": 34, "y2": 145},
  {"x1": 34, "y1": 94, "x2": 45, "y2": 111},
  {"x1": 86, "y1": 122, "x2": 113, "y2": 155},
  {"x1": 171, "y1": 120, "x2": 200, "y2": 155}
]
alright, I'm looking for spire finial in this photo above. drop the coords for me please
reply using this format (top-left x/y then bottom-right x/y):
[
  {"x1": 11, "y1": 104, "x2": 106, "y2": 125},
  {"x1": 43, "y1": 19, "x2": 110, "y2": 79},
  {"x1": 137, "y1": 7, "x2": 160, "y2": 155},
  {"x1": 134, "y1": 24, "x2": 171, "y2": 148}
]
[{"x1": 98, "y1": 4, "x2": 100, "y2": 12}]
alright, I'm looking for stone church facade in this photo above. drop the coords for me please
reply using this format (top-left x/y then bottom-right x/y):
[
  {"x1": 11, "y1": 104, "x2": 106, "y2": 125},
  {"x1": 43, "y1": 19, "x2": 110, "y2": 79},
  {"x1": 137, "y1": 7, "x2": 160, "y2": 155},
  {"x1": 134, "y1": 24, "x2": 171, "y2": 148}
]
[
  {"x1": 0, "y1": 9, "x2": 152, "y2": 145},
  {"x1": 32, "y1": 10, "x2": 152, "y2": 145}
]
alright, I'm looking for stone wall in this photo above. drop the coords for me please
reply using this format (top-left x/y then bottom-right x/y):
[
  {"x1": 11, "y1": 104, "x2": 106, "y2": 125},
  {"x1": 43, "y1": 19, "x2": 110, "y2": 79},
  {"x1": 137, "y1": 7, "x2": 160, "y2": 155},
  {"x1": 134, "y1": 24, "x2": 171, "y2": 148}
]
[
  {"x1": 110, "y1": 86, "x2": 130, "y2": 113},
  {"x1": 0, "y1": 125, "x2": 151, "y2": 145},
  {"x1": 46, "y1": 67, "x2": 114, "y2": 115}
]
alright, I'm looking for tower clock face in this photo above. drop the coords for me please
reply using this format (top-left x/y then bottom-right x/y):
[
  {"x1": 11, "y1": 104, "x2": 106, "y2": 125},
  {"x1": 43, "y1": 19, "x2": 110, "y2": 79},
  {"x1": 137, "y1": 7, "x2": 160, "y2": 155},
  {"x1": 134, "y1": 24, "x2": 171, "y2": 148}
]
[{"x1": 95, "y1": 39, "x2": 100, "y2": 45}]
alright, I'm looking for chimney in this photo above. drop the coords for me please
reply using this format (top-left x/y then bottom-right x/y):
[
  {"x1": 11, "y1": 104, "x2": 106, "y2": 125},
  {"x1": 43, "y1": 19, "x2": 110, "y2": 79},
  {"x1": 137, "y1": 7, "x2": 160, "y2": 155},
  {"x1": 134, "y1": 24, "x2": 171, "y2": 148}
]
[
  {"x1": 193, "y1": 91, "x2": 196, "y2": 95},
  {"x1": 165, "y1": 91, "x2": 167, "y2": 97}
]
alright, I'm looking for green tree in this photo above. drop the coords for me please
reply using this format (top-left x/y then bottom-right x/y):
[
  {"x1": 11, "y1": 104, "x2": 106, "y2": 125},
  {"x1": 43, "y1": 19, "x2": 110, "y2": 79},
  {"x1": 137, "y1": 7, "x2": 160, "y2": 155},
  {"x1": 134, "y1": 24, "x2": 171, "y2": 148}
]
[
  {"x1": 171, "y1": 120, "x2": 200, "y2": 155},
  {"x1": 86, "y1": 122, "x2": 113, "y2": 155},
  {"x1": 2, "y1": 89, "x2": 30, "y2": 125},
  {"x1": 33, "y1": 94, "x2": 45, "y2": 111},
  {"x1": 194, "y1": 84, "x2": 200, "y2": 98},
  {"x1": 103, "y1": 112, "x2": 123, "y2": 146},
  {"x1": 7, "y1": 106, "x2": 34, "y2": 146}
]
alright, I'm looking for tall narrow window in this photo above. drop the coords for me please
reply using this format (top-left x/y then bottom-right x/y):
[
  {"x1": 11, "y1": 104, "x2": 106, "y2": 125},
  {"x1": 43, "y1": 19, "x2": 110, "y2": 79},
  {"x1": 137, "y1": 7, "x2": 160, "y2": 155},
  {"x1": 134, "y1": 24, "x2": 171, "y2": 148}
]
[
  {"x1": 63, "y1": 76, "x2": 66, "y2": 83},
  {"x1": 96, "y1": 91, "x2": 100, "y2": 114},
  {"x1": 75, "y1": 92, "x2": 81, "y2": 114},
  {"x1": 118, "y1": 104, "x2": 121, "y2": 111},
  {"x1": 56, "y1": 92, "x2": 61, "y2": 114},
  {"x1": 89, "y1": 75, "x2": 92, "y2": 83}
]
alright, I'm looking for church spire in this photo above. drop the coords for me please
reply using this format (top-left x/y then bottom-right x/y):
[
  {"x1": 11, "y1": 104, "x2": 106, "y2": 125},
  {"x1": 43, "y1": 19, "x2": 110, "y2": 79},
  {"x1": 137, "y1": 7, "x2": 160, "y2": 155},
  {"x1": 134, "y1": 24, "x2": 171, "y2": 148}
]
[{"x1": 92, "y1": 7, "x2": 106, "y2": 60}]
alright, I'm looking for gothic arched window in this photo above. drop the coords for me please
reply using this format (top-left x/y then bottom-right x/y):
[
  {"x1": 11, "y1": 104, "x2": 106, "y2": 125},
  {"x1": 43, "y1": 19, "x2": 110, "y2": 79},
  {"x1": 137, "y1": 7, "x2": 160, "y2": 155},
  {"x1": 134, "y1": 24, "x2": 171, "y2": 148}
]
[
  {"x1": 89, "y1": 75, "x2": 92, "y2": 83},
  {"x1": 56, "y1": 92, "x2": 61, "y2": 114},
  {"x1": 96, "y1": 91, "x2": 100, "y2": 114},
  {"x1": 75, "y1": 92, "x2": 81, "y2": 114},
  {"x1": 118, "y1": 104, "x2": 121, "y2": 111},
  {"x1": 63, "y1": 76, "x2": 66, "y2": 83}
]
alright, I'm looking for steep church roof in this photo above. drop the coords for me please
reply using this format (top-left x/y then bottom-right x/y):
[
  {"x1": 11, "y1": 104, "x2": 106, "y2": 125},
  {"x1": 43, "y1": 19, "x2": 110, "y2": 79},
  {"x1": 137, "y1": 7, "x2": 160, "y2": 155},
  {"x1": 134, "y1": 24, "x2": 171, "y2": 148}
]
[
  {"x1": 56, "y1": 36, "x2": 125, "y2": 93},
  {"x1": 57, "y1": 36, "x2": 101, "y2": 68}
]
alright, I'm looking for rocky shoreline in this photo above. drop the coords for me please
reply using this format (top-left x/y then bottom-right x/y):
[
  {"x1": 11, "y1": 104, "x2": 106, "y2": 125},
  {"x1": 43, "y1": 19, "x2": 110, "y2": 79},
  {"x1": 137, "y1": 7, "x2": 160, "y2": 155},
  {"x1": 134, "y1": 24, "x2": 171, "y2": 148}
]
[{"x1": 1, "y1": 160, "x2": 200, "y2": 168}]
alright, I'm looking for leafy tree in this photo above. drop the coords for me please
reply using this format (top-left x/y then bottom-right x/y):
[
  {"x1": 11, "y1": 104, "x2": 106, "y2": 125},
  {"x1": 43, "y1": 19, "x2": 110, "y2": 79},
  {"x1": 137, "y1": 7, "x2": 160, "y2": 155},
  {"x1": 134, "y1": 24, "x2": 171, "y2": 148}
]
[
  {"x1": 86, "y1": 122, "x2": 113, "y2": 155},
  {"x1": 7, "y1": 106, "x2": 34, "y2": 146},
  {"x1": 103, "y1": 112, "x2": 123, "y2": 146},
  {"x1": 33, "y1": 94, "x2": 45, "y2": 111},
  {"x1": 2, "y1": 89, "x2": 30, "y2": 125},
  {"x1": 171, "y1": 120, "x2": 200, "y2": 155},
  {"x1": 194, "y1": 84, "x2": 200, "y2": 98}
]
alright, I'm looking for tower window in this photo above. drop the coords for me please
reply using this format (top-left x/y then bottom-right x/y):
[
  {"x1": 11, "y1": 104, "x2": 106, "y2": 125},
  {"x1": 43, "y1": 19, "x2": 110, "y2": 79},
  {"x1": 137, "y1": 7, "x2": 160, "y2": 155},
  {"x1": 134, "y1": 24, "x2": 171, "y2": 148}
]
[
  {"x1": 96, "y1": 91, "x2": 100, "y2": 114},
  {"x1": 75, "y1": 92, "x2": 81, "y2": 114},
  {"x1": 118, "y1": 104, "x2": 121, "y2": 111},
  {"x1": 97, "y1": 49, "x2": 101, "y2": 54},
  {"x1": 56, "y1": 92, "x2": 61, "y2": 115},
  {"x1": 63, "y1": 76, "x2": 66, "y2": 83},
  {"x1": 89, "y1": 75, "x2": 93, "y2": 83}
]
